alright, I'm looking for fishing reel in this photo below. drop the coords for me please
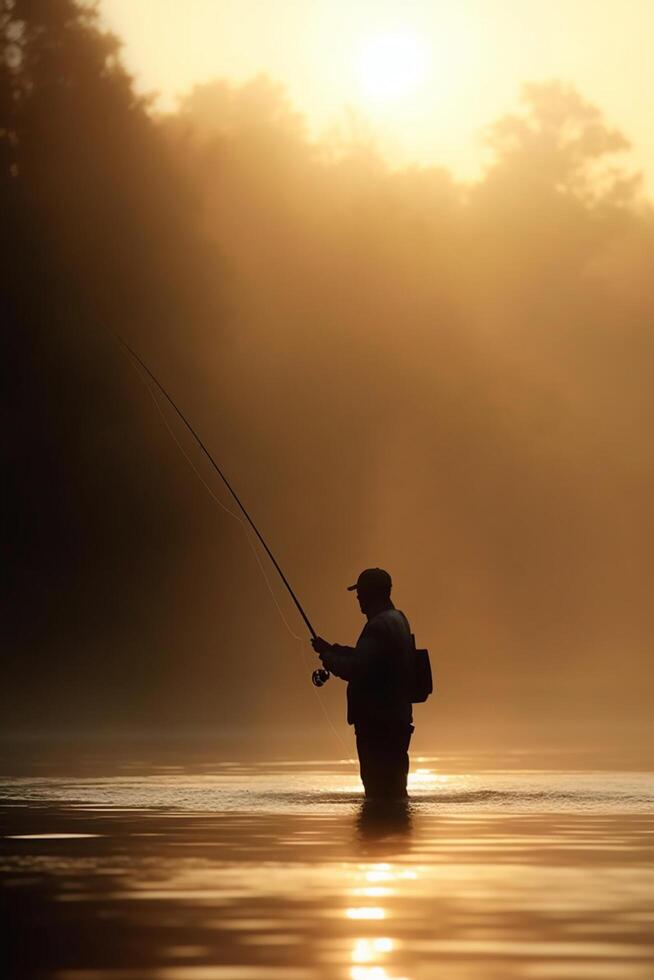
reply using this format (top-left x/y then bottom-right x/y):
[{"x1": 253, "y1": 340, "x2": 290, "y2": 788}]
[{"x1": 312, "y1": 668, "x2": 331, "y2": 687}]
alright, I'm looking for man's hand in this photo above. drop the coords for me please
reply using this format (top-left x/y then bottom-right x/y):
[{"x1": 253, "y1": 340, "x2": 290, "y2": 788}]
[{"x1": 311, "y1": 636, "x2": 332, "y2": 655}]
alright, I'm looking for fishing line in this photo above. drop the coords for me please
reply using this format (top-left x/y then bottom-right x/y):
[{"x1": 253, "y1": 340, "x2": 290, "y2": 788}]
[
  {"x1": 118, "y1": 339, "x2": 354, "y2": 762},
  {"x1": 134, "y1": 361, "x2": 304, "y2": 643},
  {"x1": 112, "y1": 331, "x2": 317, "y2": 638}
]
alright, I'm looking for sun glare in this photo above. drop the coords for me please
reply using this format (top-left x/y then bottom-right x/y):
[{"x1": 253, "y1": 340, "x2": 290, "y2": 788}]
[{"x1": 357, "y1": 30, "x2": 430, "y2": 104}]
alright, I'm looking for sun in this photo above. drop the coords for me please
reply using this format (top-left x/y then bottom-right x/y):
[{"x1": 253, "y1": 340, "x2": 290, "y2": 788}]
[{"x1": 357, "y1": 30, "x2": 430, "y2": 104}]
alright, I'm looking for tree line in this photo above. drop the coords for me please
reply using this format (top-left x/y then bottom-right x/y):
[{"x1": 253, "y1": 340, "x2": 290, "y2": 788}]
[{"x1": 3, "y1": 1, "x2": 652, "y2": 737}]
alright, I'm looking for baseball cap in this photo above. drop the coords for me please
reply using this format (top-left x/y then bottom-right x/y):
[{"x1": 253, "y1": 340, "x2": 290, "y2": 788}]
[{"x1": 347, "y1": 567, "x2": 392, "y2": 594}]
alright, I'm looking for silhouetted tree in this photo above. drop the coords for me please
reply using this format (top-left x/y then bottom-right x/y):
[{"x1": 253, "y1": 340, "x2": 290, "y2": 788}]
[
  {"x1": 1, "y1": 0, "x2": 223, "y2": 726},
  {"x1": 484, "y1": 80, "x2": 641, "y2": 206}
]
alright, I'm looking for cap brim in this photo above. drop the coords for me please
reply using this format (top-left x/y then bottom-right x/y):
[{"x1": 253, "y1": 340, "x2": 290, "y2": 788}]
[{"x1": 346, "y1": 583, "x2": 358, "y2": 591}]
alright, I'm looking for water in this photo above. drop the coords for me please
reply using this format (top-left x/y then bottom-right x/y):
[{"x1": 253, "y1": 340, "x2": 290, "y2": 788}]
[{"x1": 2, "y1": 754, "x2": 654, "y2": 979}]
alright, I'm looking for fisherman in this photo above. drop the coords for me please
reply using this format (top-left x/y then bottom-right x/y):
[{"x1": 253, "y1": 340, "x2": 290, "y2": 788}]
[{"x1": 311, "y1": 568, "x2": 414, "y2": 800}]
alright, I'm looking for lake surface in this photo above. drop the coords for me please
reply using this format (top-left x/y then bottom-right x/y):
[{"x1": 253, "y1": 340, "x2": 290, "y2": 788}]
[{"x1": 2, "y1": 754, "x2": 654, "y2": 979}]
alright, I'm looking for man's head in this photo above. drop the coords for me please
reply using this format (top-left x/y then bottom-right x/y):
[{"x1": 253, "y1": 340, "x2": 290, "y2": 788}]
[{"x1": 347, "y1": 567, "x2": 392, "y2": 616}]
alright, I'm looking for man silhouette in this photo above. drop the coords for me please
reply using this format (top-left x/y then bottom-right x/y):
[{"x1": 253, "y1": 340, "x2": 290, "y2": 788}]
[{"x1": 311, "y1": 568, "x2": 414, "y2": 799}]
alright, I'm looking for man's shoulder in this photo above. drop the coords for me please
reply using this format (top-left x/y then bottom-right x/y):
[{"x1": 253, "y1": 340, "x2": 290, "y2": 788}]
[
  {"x1": 363, "y1": 608, "x2": 411, "y2": 638},
  {"x1": 375, "y1": 608, "x2": 411, "y2": 630}
]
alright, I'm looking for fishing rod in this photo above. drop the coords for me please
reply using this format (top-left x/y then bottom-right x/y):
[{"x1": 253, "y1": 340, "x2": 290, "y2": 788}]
[{"x1": 113, "y1": 331, "x2": 330, "y2": 686}]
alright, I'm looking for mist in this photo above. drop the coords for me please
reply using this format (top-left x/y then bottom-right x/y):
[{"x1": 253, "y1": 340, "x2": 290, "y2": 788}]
[{"x1": 3, "y1": 2, "x2": 653, "y2": 757}]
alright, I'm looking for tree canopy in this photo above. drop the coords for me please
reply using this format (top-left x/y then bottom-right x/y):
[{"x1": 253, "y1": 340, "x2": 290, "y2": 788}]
[{"x1": 3, "y1": 0, "x2": 653, "y2": 742}]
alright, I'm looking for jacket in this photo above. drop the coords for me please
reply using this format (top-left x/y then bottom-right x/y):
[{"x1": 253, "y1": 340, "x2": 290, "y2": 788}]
[{"x1": 323, "y1": 603, "x2": 414, "y2": 727}]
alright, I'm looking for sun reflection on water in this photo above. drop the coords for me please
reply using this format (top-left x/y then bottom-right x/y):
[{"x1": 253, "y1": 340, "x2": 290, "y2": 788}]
[
  {"x1": 351, "y1": 969, "x2": 411, "y2": 980},
  {"x1": 344, "y1": 857, "x2": 422, "y2": 980},
  {"x1": 407, "y1": 767, "x2": 450, "y2": 791},
  {"x1": 346, "y1": 906, "x2": 386, "y2": 920},
  {"x1": 350, "y1": 936, "x2": 410, "y2": 980},
  {"x1": 352, "y1": 937, "x2": 395, "y2": 962}
]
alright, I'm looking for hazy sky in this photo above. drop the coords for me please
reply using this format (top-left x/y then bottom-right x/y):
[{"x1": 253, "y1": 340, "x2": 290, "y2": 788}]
[{"x1": 100, "y1": 0, "x2": 653, "y2": 192}]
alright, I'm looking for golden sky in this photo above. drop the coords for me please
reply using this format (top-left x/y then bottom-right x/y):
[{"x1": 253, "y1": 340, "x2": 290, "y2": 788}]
[{"x1": 100, "y1": 0, "x2": 653, "y2": 190}]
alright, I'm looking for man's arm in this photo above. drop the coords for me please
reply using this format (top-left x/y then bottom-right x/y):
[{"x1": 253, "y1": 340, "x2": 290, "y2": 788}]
[
  {"x1": 319, "y1": 642, "x2": 356, "y2": 680},
  {"x1": 317, "y1": 630, "x2": 381, "y2": 682},
  {"x1": 311, "y1": 636, "x2": 355, "y2": 678}
]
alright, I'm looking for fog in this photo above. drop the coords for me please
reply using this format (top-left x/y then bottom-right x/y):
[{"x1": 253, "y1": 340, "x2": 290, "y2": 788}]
[{"x1": 3, "y1": 3, "x2": 653, "y2": 755}]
